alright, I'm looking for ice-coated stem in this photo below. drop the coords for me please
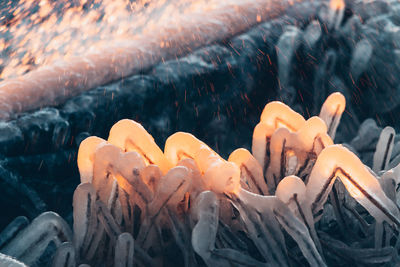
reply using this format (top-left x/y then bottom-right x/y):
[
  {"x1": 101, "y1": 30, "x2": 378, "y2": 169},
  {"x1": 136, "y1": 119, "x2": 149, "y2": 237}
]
[
  {"x1": 1, "y1": 212, "x2": 72, "y2": 265},
  {"x1": 73, "y1": 183, "x2": 98, "y2": 259},
  {"x1": 228, "y1": 148, "x2": 269, "y2": 195},
  {"x1": 51, "y1": 242, "x2": 76, "y2": 267},
  {"x1": 114, "y1": 232, "x2": 134, "y2": 267},
  {"x1": 277, "y1": 26, "x2": 302, "y2": 90},
  {"x1": 306, "y1": 145, "x2": 400, "y2": 228},
  {"x1": 191, "y1": 191, "x2": 219, "y2": 263},
  {"x1": 0, "y1": 216, "x2": 29, "y2": 250},
  {"x1": 318, "y1": 92, "x2": 346, "y2": 140},
  {"x1": 373, "y1": 126, "x2": 395, "y2": 173},
  {"x1": 77, "y1": 136, "x2": 106, "y2": 183},
  {"x1": 252, "y1": 122, "x2": 275, "y2": 178},
  {"x1": 275, "y1": 176, "x2": 323, "y2": 255}
]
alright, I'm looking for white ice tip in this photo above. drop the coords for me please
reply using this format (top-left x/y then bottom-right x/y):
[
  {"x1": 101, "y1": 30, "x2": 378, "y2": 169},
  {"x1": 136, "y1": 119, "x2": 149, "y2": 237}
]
[
  {"x1": 260, "y1": 101, "x2": 305, "y2": 132},
  {"x1": 164, "y1": 131, "x2": 205, "y2": 166},
  {"x1": 275, "y1": 175, "x2": 306, "y2": 204},
  {"x1": 77, "y1": 136, "x2": 106, "y2": 183},
  {"x1": 320, "y1": 92, "x2": 346, "y2": 117}
]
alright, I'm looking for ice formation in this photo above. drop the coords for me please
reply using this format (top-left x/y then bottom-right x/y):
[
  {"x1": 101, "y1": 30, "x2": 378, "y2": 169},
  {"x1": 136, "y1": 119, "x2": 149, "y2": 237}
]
[{"x1": 1, "y1": 91, "x2": 400, "y2": 266}]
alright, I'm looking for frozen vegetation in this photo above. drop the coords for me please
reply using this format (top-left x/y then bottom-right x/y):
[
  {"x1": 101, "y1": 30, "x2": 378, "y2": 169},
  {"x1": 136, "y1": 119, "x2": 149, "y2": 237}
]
[{"x1": 1, "y1": 92, "x2": 400, "y2": 266}]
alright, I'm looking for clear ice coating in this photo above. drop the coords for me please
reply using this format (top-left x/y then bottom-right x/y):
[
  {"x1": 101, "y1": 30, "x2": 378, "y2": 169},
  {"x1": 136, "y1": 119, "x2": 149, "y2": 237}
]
[{"x1": 2, "y1": 91, "x2": 400, "y2": 266}]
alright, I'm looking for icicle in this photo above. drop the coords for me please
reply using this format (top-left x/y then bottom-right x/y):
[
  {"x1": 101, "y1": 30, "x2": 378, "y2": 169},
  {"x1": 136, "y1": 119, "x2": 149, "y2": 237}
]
[
  {"x1": 0, "y1": 216, "x2": 29, "y2": 250},
  {"x1": 73, "y1": 183, "x2": 97, "y2": 259},
  {"x1": 228, "y1": 148, "x2": 269, "y2": 195},
  {"x1": 252, "y1": 122, "x2": 274, "y2": 177},
  {"x1": 114, "y1": 232, "x2": 134, "y2": 267},
  {"x1": 164, "y1": 132, "x2": 207, "y2": 166},
  {"x1": 373, "y1": 126, "x2": 395, "y2": 173},
  {"x1": 51, "y1": 242, "x2": 76, "y2": 267},
  {"x1": 1, "y1": 212, "x2": 72, "y2": 265},
  {"x1": 192, "y1": 191, "x2": 219, "y2": 262},
  {"x1": 319, "y1": 92, "x2": 346, "y2": 140},
  {"x1": 276, "y1": 26, "x2": 302, "y2": 89},
  {"x1": 380, "y1": 170, "x2": 397, "y2": 203},
  {"x1": 306, "y1": 145, "x2": 400, "y2": 228},
  {"x1": 108, "y1": 119, "x2": 172, "y2": 174},
  {"x1": 265, "y1": 127, "x2": 291, "y2": 191},
  {"x1": 177, "y1": 158, "x2": 206, "y2": 197},
  {"x1": 303, "y1": 20, "x2": 322, "y2": 51},
  {"x1": 92, "y1": 143, "x2": 123, "y2": 204},
  {"x1": 275, "y1": 176, "x2": 323, "y2": 254},
  {"x1": 350, "y1": 39, "x2": 373, "y2": 82},
  {"x1": 77, "y1": 136, "x2": 106, "y2": 183}
]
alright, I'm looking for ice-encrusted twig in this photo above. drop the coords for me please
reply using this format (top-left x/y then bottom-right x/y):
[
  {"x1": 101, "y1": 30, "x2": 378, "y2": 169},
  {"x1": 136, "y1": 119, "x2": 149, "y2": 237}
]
[
  {"x1": 373, "y1": 126, "x2": 395, "y2": 173},
  {"x1": 319, "y1": 92, "x2": 346, "y2": 140},
  {"x1": 73, "y1": 183, "x2": 98, "y2": 260},
  {"x1": 350, "y1": 39, "x2": 373, "y2": 82},
  {"x1": 228, "y1": 148, "x2": 269, "y2": 195},
  {"x1": 275, "y1": 176, "x2": 323, "y2": 255},
  {"x1": 192, "y1": 191, "x2": 219, "y2": 264},
  {"x1": 306, "y1": 145, "x2": 400, "y2": 228},
  {"x1": 114, "y1": 232, "x2": 134, "y2": 267},
  {"x1": 277, "y1": 26, "x2": 302, "y2": 90},
  {"x1": 1, "y1": 212, "x2": 72, "y2": 265},
  {"x1": 0, "y1": 216, "x2": 29, "y2": 250},
  {"x1": 51, "y1": 242, "x2": 76, "y2": 267},
  {"x1": 77, "y1": 136, "x2": 106, "y2": 183}
]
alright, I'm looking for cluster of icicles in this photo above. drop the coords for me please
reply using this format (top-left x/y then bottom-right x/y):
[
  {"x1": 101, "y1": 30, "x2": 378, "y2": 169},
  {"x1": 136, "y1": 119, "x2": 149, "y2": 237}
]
[{"x1": 1, "y1": 92, "x2": 400, "y2": 266}]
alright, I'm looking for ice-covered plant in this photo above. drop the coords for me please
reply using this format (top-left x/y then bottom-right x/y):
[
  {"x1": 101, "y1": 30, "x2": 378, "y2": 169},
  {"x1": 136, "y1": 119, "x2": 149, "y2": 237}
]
[{"x1": 1, "y1": 92, "x2": 399, "y2": 266}]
